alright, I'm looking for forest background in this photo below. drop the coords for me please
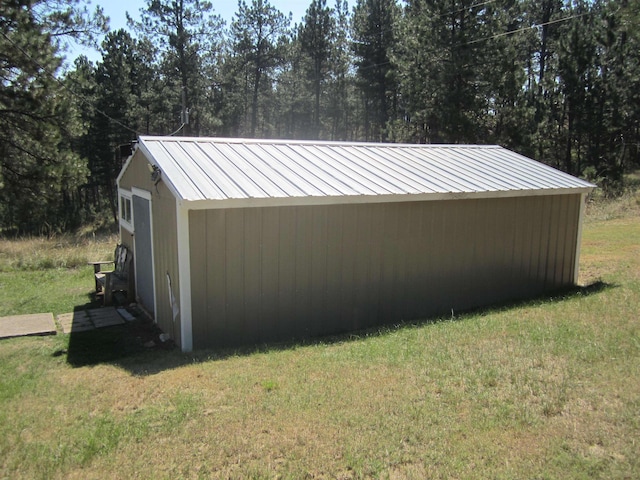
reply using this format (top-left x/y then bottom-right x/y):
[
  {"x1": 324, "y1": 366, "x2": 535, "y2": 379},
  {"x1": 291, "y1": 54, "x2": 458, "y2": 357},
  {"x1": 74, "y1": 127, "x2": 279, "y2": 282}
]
[{"x1": 1, "y1": 0, "x2": 639, "y2": 235}]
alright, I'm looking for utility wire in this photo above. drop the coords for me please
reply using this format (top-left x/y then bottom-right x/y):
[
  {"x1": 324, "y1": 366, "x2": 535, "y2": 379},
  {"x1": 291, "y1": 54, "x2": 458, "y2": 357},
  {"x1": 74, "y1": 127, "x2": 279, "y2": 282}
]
[
  {"x1": 352, "y1": 0, "x2": 498, "y2": 45},
  {"x1": 5, "y1": 24, "x2": 189, "y2": 139},
  {"x1": 357, "y1": 10, "x2": 591, "y2": 72},
  {"x1": 3, "y1": 30, "x2": 149, "y2": 137},
  {"x1": 168, "y1": 123, "x2": 186, "y2": 136},
  {"x1": 2, "y1": 28, "x2": 144, "y2": 135},
  {"x1": 466, "y1": 11, "x2": 590, "y2": 45},
  {"x1": 3, "y1": 5, "x2": 591, "y2": 132}
]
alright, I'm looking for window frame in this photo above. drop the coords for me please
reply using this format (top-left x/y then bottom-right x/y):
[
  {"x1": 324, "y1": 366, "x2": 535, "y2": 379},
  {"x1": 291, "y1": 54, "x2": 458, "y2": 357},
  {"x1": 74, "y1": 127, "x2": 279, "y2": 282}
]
[{"x1": 119, "y1": 189, "x2": 133, "y2": 232}]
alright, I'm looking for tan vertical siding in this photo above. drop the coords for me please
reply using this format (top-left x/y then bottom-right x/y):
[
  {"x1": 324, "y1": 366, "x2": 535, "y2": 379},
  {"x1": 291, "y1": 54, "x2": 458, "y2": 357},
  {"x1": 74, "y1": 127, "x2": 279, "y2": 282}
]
[
  {"x1": 189, "y1": 211, "x2": 207, "y2": 344},
  {"x1": 260, "y1": 208, "x2": 280, "y2": 342},
  {"x1": 189, "y1": 194, "x2": 583, "y2": 349},
  {"x1": 151, "y1": 183, "x2": 180, "y2": 345},
  {"x1": 119, "y1": 229, "x2": 134, "y2": 251},
  {"x1": 324, "y1": 205, "x2": 344, "y2": 335},
  {"x1": 310, "y1": 206, "x2": 329, "y2": 337},
  {"x1": 278, "y1": 207, "x2": 297, "y2": 338},
  {"x1": 118, "y1": 150, "x2": 147, "y2": 191},
  {"x1": 118, "y1": 151, "x2": 180, "y2": 345}
]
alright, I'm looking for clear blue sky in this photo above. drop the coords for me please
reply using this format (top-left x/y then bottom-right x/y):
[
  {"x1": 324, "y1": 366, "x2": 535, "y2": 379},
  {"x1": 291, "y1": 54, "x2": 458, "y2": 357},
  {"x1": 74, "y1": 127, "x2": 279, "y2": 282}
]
[{"x1": 68, "y1": 0, "x2": 311, "y2": 63}]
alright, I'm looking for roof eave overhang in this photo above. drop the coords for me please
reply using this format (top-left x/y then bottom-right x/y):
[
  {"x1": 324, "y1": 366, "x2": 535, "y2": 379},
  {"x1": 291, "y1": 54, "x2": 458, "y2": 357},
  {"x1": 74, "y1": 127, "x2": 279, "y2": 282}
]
[
  {"x1": 177, "y1": 186, "x2": 596, "y2": 211},
  {"x1": 117, "y1": 140, "x2": 184, "y2": 201}
]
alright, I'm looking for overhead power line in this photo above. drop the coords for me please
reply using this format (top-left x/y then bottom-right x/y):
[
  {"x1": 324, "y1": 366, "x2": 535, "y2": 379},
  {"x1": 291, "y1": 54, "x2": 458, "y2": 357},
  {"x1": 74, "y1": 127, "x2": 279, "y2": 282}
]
[
  {"x1": 466, "y1": 11, "x2": 590, "y2": 45},
  {"x1": 3, "y1": 5, "x2": 593, "y2": 134},
  {"x1": 1, "y1": 29, "x2": 143, "y2": 135},
  {"x1": 357, "y1": 10, "x2": 591, "y2": 72}
]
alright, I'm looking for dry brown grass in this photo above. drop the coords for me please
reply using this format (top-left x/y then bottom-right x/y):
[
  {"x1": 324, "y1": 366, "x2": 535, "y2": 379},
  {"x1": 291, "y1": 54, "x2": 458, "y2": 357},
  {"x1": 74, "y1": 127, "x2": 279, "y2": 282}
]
[
  {"x1": 585, "y1": 187, "x2": 640, "y2": 223},
  {"x1": 0, "y1": 233, "x2": 118, "y2": 272}
]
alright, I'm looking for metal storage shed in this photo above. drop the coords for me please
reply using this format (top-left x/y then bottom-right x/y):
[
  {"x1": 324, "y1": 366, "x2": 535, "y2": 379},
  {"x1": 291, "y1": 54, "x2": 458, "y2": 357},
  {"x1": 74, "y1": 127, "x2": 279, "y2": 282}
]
[{"x1": 117, "y1": 136, "x2": 595, "y2": 352}]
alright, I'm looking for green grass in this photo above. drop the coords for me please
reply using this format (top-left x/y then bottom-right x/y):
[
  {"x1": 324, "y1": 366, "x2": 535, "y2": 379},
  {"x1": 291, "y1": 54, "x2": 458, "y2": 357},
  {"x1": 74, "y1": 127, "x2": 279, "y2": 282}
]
[
  {"x1": 0, "y1": 200, "x2": 639, "y2": 479},
  {"x1": 0, "y1": 233, "x2": 117, "y2": 316},
  {"x1": 0, "y1": 269, "x2": 97, "y2": 316}
]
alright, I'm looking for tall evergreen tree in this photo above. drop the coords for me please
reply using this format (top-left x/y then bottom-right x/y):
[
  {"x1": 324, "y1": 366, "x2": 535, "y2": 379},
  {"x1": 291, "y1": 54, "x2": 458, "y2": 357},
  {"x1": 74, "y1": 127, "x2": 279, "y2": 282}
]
[
  {"x1": 585, "y1": 0, "x2": 640, "y2": 193},
  {"x1": 227, "y1": 0, "x2": 290, "y2": 137},
  {"x1": 327, "y1": 0, "x2": 355, "y2": 140},
  {"x1": 395, "y1": 0, "x2": 497, "y2": 143},
  {"x1": 0, "y1": 0, "x2": 101, "y2": 234},
  {"x1": 555, "y1": 0, "x2": 597, "y2": 175},
  {"x1": 521, "y1": 0, "x2": 564, "y2": 163},
  {"x1": 271, "y1": 30, "x2": 312, "y2": 138},
  {"x1": 130, "y1": 0, "x2": 224, "y2": 136},
  {"x1": 88, "y1": 30, "x2": 150, "y2": 222},
  {"x1": 64, "y1": 55, "x2": 101, "y2": 225},
  {"x1": 299, "y1": 0, "x2": 335, "y2": 138},
  {"x1": 352, "y1": 0, "x2": 399, "y2": 141},
  {"x1": 480, "y1": 0, "x2": 535, "y2": 153}
]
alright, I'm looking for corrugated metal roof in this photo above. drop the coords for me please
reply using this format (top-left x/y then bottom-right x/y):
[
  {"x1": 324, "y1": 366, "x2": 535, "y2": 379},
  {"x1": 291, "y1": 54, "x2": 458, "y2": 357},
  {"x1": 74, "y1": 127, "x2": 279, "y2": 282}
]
[{"x1": 134, "y1": 136, "x2": 595, "y2": 208}]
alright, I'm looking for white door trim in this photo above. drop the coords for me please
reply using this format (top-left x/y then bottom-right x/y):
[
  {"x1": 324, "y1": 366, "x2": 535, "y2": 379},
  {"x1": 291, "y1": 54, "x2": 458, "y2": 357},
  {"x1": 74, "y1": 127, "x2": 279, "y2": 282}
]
[{"x1": 132, "y1": 188, "x2": 157, "y2": 318}]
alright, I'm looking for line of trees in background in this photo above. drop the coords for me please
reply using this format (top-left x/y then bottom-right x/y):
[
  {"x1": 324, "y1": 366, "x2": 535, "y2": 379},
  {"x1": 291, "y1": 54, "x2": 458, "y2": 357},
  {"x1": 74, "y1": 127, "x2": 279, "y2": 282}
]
[{"x1": 1, "y1": 0, "x2": 639, "y2": 234}]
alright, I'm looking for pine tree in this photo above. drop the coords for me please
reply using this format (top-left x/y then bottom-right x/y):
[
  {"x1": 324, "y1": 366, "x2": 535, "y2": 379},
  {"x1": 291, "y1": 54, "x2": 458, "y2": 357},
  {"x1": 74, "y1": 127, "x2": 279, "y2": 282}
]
[
  {"x1": 227, "y1": 0, "x2": 291, "y2": 137},
  {"x1": 0, "y1": 0, "x2": 95, "y2": 233},
  {"x1": 327, "y1": 0, "x2": 355, "y2": 140},
  {"x1": 299, "y1": 0, "x2": 335, "y2": 138},
  {"x1": 395, "y1": 0, "x2": 497, "y2": 143},
  {"x1": 586, "y1": 0, "x2": 640, "y2": 194},
  {"x1": 352, "y1": 0, "x2": 400, "y2": 141},
  {"x1": 271, "y1": 30, "x2": 312, "y2": 138},
  {"x1": 130, "y1": 0, "x2": 224, "y2": 136},
  {"x1": 521, "y1": 0, "x2": 564, "y2": 165},
  {"x1": 89, "y1": 30, "x2": 147, "y2": 222},
  {"x1": 481, "y1": 0, "x2": 535, "y2": 154}
]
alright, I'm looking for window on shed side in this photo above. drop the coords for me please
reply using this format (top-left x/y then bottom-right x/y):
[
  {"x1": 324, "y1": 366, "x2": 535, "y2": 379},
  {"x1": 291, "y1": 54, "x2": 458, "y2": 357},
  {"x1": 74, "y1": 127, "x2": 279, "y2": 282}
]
[{"x1": 119, "y1": 190, "x2": 133, "y2": 231}]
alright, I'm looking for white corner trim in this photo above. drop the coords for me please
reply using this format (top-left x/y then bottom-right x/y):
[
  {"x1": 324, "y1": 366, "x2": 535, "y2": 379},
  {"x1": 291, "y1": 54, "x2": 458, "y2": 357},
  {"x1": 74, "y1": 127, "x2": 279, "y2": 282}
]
[
  {"x1": 573, "y1": 192, "x2": 587, "y2": 285},
  {"x1": 176, "y1": 202, "x2": 193, "y2": 352},
  {"x1": 132, "y1": 188, "x2": 158, "y2": 320}
]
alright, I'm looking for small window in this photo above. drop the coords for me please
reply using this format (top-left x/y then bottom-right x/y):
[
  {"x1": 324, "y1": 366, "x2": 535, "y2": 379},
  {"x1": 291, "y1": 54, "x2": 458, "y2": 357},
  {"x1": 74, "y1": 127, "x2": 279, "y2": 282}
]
[
  {"x1": 121, "y1": 197, "x2": 131, "y2": 222},
  {"x1": 119, "y1": 190, "x2": 133, "y2": 231}
]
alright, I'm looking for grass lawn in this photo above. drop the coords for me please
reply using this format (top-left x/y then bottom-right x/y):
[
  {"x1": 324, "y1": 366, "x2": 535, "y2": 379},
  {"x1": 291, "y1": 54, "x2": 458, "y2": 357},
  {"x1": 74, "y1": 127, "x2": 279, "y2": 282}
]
[
  {"x1": 0, "y1": 234, "x2": 117, "y2": 316},
  {"x1": 0, "y1": 195, "x2": 639, "y2": 479}
]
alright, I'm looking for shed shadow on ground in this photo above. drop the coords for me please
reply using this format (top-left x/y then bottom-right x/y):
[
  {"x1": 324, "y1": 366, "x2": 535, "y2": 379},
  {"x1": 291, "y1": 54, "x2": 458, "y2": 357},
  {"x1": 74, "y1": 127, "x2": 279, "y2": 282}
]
[
  {"x1": 55, "y1": 292, "x2": 173, "y2": 369},
  {"x1": 57, "y1": 280, "x2": 615, "y2": 376}
]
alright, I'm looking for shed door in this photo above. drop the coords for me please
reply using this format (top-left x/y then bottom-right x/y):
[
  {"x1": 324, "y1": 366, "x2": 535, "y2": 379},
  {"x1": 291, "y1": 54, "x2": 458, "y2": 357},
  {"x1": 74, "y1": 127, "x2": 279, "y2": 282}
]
[{"x1": 133, "y1": 194, "x2": 155, "y2": 314}]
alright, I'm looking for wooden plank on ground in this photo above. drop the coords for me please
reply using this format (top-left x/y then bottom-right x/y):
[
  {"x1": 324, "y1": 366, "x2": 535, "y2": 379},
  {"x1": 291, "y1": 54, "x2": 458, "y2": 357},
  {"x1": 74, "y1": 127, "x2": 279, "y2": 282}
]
[
  {"x1": 57, "y1": 308, "x2": 124, "y2": 333},
  {"x1": 0, "y1": 313, "x2": 57, "y2": 339},
  {"x1": 57, "y1": 311, "x2": 93, "y2": 334},
  {"x1": 90, "y1": 308, "x2": 125, "y2": 328}
]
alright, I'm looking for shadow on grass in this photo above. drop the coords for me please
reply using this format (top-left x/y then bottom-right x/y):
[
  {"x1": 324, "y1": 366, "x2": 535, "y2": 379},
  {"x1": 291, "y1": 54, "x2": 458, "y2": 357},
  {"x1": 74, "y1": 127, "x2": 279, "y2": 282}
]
[
  {"x1": 58, "y1": 281, "x2": 616, "y2": 376},
  {"x1": 444, "y1": 280, "x2": 616, "y2": 319},
  {"x1": 58, "y1": 292, "x2": 173, "y2": 372}
]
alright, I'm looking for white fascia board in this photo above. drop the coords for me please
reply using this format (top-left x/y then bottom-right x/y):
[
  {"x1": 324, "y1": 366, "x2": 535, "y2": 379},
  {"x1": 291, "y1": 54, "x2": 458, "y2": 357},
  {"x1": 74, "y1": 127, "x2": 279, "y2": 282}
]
[
  {"x1": 135, "y1": 138, "x2": 185, "y2": 203},
  {"x1": 178, "y1": 186, "x2": 596, "y2": 211}
]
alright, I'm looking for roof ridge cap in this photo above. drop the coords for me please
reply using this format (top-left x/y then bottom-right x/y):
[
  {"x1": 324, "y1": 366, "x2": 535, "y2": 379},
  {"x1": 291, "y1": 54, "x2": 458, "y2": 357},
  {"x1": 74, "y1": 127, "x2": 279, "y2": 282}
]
[{"x1": 138, "y1": 135, "x2": 501, "y2": 149}]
